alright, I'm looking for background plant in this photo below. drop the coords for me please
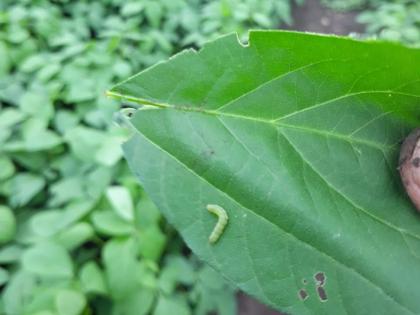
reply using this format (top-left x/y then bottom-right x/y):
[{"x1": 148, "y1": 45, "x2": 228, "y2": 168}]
[
  {"x1": 321, "y1": 0, "x2": 420, "y2": 46},
  {"x1": 357, "y1": 0, "x2": 420, "y2": 46},
  {"x1": 1, "y1": 0, "x2": 418, "y2": 314},
  {"x1": 0, "y1": 0, "x2": 299, "y2": 314}
]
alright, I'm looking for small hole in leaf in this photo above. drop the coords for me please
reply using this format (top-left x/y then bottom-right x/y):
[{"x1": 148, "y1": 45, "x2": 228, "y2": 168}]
[
  {"x1": 317, "y1": 286, "x2": 328, "y2": 302},
  {"x1": 298, "y1": 289, "x2": 308, "y2": 301},
  {"x1": 314, "y1": 272, "x2": 326, "y2": 286}
]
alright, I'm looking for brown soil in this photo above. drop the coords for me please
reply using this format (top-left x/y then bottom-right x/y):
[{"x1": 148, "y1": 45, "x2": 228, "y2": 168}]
[{"x1": 289, "y1": 0, "x2": 365, "y2": 35}]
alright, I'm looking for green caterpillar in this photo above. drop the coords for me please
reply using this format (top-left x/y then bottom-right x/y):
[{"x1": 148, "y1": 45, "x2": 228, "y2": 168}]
[{"x1": 206, "y1": 204, "x2": 228, "y2": 244}]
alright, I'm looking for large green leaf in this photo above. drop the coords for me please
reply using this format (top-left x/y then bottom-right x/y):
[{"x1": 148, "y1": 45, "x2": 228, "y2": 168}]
[{"x1": 108, "y1": 31, "x2": 420, "y2": 315}]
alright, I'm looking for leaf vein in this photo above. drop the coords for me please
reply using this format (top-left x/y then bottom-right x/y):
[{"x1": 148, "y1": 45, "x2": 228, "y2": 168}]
[{"x1": 135, "y1": 130, "x2": 415, "y2": 315}]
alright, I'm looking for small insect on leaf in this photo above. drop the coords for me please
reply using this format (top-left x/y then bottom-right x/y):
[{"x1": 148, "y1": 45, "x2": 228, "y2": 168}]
[{"x1": 206, "y1": 204, "x2": 228, "y2": 244}]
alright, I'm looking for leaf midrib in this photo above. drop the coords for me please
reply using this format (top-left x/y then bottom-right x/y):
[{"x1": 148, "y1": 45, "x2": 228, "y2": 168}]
[
  {"x1": 113, "y1": 86, "x2": 420, "y2": 313},
  {"x1": 132, "y1": 129, "x2": 415, "y2": 315},
  {"x1": 109, "y1": 88, "x2": 420, "y2": 240},
  {"x1": 107, "y1": 89, "x2": 420, "y2": 151}
]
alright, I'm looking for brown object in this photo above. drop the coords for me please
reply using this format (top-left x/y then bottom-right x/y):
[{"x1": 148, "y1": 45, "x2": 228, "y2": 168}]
[
  {"x1": 237, "y1": 292, "x2": 286, "y2": 315},
  {"x1": 399, "y1": 128, "x2": 420, "y2": 211}
]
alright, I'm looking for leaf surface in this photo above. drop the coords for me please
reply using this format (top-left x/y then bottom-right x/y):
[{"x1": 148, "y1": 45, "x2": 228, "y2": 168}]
[{"x1": 109, "y1": 31, "x2": 420, "y2": 315}]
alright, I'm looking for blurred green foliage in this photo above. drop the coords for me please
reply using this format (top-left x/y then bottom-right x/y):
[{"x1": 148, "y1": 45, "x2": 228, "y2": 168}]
[
  {"x1": 320, "y1": 0, "x2": 376, "y2": 10},
  {"x1": 0, "y1": 0, "x2": 298, "y2": 314},
  {"x1": 1, "y1": 0, "x2": 416, "y2": 313},
  {"x1": 320, "y1": 0, "x2": 414, "y2": 10},
  {"x1": 357, "y1": 0, "x2": 420, "y2": 46},
  {"x1": 321, "y1": 0, "x2": 420, "y2": 46}
]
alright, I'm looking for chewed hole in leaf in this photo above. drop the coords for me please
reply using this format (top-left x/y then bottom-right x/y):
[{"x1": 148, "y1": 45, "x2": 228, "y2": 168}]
[
  {"x1": 298, "y1": 289, "x2": 309, "y2": 301},
  {"x1": 317, "y1": 286, "x2": 328, "y2": 302},
  {"x1": 314, "y1": 271, "x2": 326, "y2": 286},
  {"x1": 314, "y1": 272, "x2": 328, "y2": 302}
]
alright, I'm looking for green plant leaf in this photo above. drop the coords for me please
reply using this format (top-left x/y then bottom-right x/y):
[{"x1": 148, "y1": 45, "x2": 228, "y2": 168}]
[
  {"x1": 22, "y1": 242, "x2": 73, "y2": 279},
  {"x1": 31, "y1": 311, "x2": 56, "y2": 315},
  {"x1": 1, "y1": 1, "x2": 314, "y2": 314},
  {"x1": 64, "y1": 126, "x2": 106, "y2": 162},
  {"x1": 106, "y1": 186, "x2": 134, "y2": 221},
  {"x1": 158, "y1": 256, "x2": 195, "y2": 294},
  {"x1": 56, "y1": 222, "x2": 94, "y2": 250},
  {"x1": 112, "y1": 288, "x2": 155, "y2": 315},
  {"x1": 2, "y1": 271, "x2": 36, "y2": 315},
  {"x1": 110, "y1": 31, "x2": 420, "y2": 314},
  {"x1": 0, "y1": 267, "x2": 10, "y2": 286},
  {"x1": 154, "y1": 295, "x2": 190, "y2": 315},
  {"x1": 103, "y1": 238, "x2": 139, "y2": 299},
  {"x1": 91, "y1": 210, "x2": 133, "y2": 236},
  {"x1": 0, "y1": 108, "x2": 26, "y2": 129},
  {"x1": 30, "y1": 201, "x2": 93, "y2": 238},
  {"x1": 194, "y1": 265, "x2": 237, "y2": 315},
  {"x1": 55, "y1": 289, "x2": 86, "y2": 315},
  {"x1": 135, "y1": 195, "x2": 162, "y2": 228},
  {"x1": 48, "y1": 177, "x2": 85, "y2": 206},
  {"x1": 0, "y1": 156, "x2": 15, "y2": 181},
  {"x1": 20, "y1": 118, "x2": 62, "y2": 151},
  {"x1": 79, "y1": 261, "x2": 108, "y2": 295},
  {"x1": 0, "y1": 245, "x2": 23, "y2": 264},
  {"x1": 138, "y1": 225, "x2": 166, "y2": 261},
  {"x1": 19, "y1": 89, "x2": 54, "y2": 122},
  {"x1": 0, "y1": 206, "x2": 16, "y2": 244},
  {"x1": 9, "y1": 173, "x2": 45, "y2": 207}
]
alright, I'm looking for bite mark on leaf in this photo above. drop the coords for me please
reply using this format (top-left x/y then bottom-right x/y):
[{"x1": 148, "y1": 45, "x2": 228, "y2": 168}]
[
  {"x1": 314, "y1": 272, "x2": 326, "y2": 286},
  {"x1": 314, "y1": 271, "x2": 328, "y2": 302},
  {"x1": 317, "y1": 286, "x2": 328, "y2": 302},
  {"x1": 298, "y1": 289, "x2": 309, "y2": 301}
]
